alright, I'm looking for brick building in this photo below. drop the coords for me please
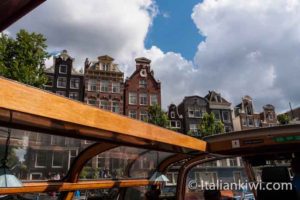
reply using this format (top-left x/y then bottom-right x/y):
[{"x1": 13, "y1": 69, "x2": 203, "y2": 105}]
[
  {"x1": 167, "y1": 104, "x2": 183, "y2": 133},
  {"x1": 177, "y1": 96, "x2": 209, "y2": 137},
  {"x1": 205, "y1": 91, "x2": 234, "y2": 132},
  {"x1": 44, "y1": 50, "x2": 84, "y2": 101},
  {"x1": 124, "y1": 57, "x2": 161, "y2": 120},
  {"x1": 84, "y1": 55, "x2": 124, "y2": 114}
]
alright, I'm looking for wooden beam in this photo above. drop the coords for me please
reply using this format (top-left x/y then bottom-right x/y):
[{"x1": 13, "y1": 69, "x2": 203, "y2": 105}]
[
  {"x1": 0, "y1": 179, "x2": 154, "y2": 195},
  {"x1": 0, "y1": 77, "x2": 206, "y2": 153}
]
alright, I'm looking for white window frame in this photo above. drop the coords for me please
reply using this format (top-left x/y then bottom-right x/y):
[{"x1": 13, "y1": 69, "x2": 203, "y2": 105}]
[
  {"x1": 129, "y1": 110, "x2": 137, "y2": 119},
  {"x1": 59, "y1": 64, "x2": 67, "y2": 74},
  {"x1": 212, "y1": 110, "x2": 221, "y2": 121},
  {"x1": 57, "y1": 77, "x2": 67, "y2": 88},
  {"x1": 88, "y1": 79, "x2": 97, "y2": 91},
  {"x1": 100, "y1": 100, "x2": 110, "y2": 110},
  {"x1": 87, "y1": 98, "x2": 97, "y2": 106},
  {"x1": 100, "y1": 80, "x2": 109, "y2": 92},
  {"x1": 150, "y1": 94, "x2": 158, "y2": 106},
  {"x1": 30, "y1": 173, "x2": 43, "y2": 180},
  {"x1": 129, "y1": 92, "x2": 137, "y2": 105},
  {"x1": 52, "y1": 151, "x2": 63, "y2": 168},
  {"x1": 139, "y1": 93, "x2": 147, "y2": 105},
  {"x1": 139, "y1": 79, "x2": 147, "y2": 88},
  {"x1": 111, "y1": 101, "x2": 119, "y2": 113},
  {"x1": 165, "y1": 172, "x2": 177, "y2": 186},
  {"x1": 70, "y1": 78, "x2": 80, "y2": 89},
  {"x1": 112, "y1": 82, "x2": 120, "y2": 93},
  {"x1": 56, "y1": 91, "x2": 66, "y2": 96},
  {"x1": 140, "y1": 110, "x2": 148, "y2": 121},
  {"x1": 35, "y1": 152, "x2": 47, "y2": 168},
  {"x1": 222, "y1": 111, "x2": 231, "y2": 122},
  {"x1": 189, "y1": 124, "x2": 197, "y2": 132},
  {"x1": 170, "y1": 111, "x2": 175, "y2": 118},
  {"x1": 69, "y1": 92, "x2": 79, "y2": 100},
  {"x1": 68, "y1": 149, "x2": 78, "y2": 169}
]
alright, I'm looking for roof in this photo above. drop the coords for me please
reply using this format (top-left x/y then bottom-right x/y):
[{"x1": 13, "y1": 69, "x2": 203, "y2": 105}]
[
  {"x1": 0, "y1": 0, "x2": 46, "y2": 31},
  {"x1": 135, "y1": 57, "x2": 151, "y2": 64},
  {"x1": 44, "y1": 66, "x2": 83, "y2": 76}
]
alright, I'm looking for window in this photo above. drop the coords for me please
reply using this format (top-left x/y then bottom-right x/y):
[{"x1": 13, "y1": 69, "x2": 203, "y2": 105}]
[
  {"x1": 129, "y1": 110, "x2": 137, "y2": 119},
  {"x1": 100, "y1": 100, "x2": 110, "y2": 110},
  {"x1": 129, "y1": 93, "x2": 137, "y2": 105},
  {"x1": 56, "y1": 91, "x2": 66, "y2": 96},
  {"x1": 189, "y1": 124, "x2": 198, "y2": 132},
  {"x1": 100, "y1": 80, "x2": 109, "y2": 92},
  {"x1": 212, "y1": 110, "x2": 221, "y2": 120},
  {"x1": 233, "y1": 171, "x2": 242, "y2": 183},
  {"x1": 166, "y1": 172, "x2": 177, "y2": 186},
  {"x1": 69, "y1": 92, "x2": 79, "y2": 100},
  {"x1": 101, "y1": 63, "x2": 109, "y2": 71},
  {"x1": 59, "y1": 64, "x2": 67, "y2": 74},
  {"x1": 87, "y1": 98, "x2": 97, "y2": 106},
  {"x1": 57, "y1": 77, "x2": 67, "y2": 88},
  {"x1": 228, "y1": 158, "x2": 238, "y2": 166},
  {"x1": 88, "y1": 79, "x2": 97, "y2": 91},
  {"x1": 52, "y1": 151, "x2": 63, "y2": 168},
  {"x1": 139, "y1": 93, "x2": 147, "y2": 105},
  {"x1": 248, "y1": 118, "x2": 254, "y2": 126},
  {"x1": 112, "y1": 82, "x2": 120, "y2": 93},
  {"x1": 51, "y1": 135, "x2": 64, "y2": 146},
  {"x1": 170, "y1": 111, "x2": 175, "y2": 118},
  {"x1": 222, "y1": 111, "x2": 231, "y2": 122},
  {"x1": 139, "y1": 79, "x2": 147, "y2": 88},
  {"x1": 188, "y1": 107, "x2": 202, "y2": 118},
  {"x1": 150, "y1": 94, "x2": 158, "y2": 105},
  {"x1": 30, "y1": 173, "x2": 43, "y2": 180},
  {"x1": 68, "y1": 150, "x2": 77, "y2": 169},
  {"x1": 140, "y1": 110, "x2": 148, "y2": 121},
  {"x1": 254, "y1": 119, "x2": 260, "y2": 127},
  {"x1": 170, "y1": 120, "x2": 181, "y2": 128},
  {"x1": 111, "y1": 101, "x2": 119, "y2": 113},
  {"x1": 267, "y1": 112, "x2": 274, "y2": 120},
  {"x1": 195, "y1": 172, "x2": 218, "y2": 184},
  {"x1": 242, "y1": 118, "x2": 247, "y2": 126},
  {"x1": 46, "y1": 76, "x2": 53, "y2": 87},
  {"x1": 97, "y1": 156, "x2": 106, "y2": 169},
  {"x1": 70, "y1": 78, "x2": 80, "y2": 89},
  {"x1": 35, "y1": 151, "x2": 47, "y2": 168}
]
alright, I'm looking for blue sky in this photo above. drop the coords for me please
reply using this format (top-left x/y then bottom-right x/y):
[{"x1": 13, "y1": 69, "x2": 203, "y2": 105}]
[{"x1": 145, "y1": 0, "x2": 205, "y2": 60}]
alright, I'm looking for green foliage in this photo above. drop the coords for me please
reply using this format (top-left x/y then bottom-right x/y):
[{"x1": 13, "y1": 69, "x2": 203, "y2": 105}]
[
  {"x1": 0, "y1": 29, "x2": 49, "y2": 87},
  {"x1": 198, "y1": 112, "x2": 225, "y2": 137},
  {"x1": 277, "y1": 114, "x2": 290, "y2": 125},
  {"x1": 147, "y1": 104, "x2": 169, "y2": 128},
  {"x1": 80, "y1": 166, "x2": 92, "y2": 179}
]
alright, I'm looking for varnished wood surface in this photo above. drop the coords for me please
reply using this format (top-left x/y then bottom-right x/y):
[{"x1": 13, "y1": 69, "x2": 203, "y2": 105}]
[
  {"x1": 205, "y1": 125, "x2": 300, "y2": 155},
  {"x1": 0, "y1": 179, "x2": 154, "y2": 195},
  {"x1": 0, "y1": 77, "x2": 206, "y2": 153}
]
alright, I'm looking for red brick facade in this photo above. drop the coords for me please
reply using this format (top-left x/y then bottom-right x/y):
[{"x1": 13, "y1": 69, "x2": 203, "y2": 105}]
[{"x1": 124, "y1": 57, "x2": 161, "y2": 120}]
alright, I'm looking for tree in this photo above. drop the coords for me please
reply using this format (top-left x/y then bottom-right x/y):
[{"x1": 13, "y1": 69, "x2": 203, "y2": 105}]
[
  {"x1": 147, "y1": 104, "x2": 169, "y2": 128},
  {"x1": 277, "y1": 114, "x2": 290, "y2": 125},
  {"x1": 0, "y1": 29, "x2": 49, "y2": 87},
  {"x1": 198, "y1": 112, "x2": 224, "y2": 137}
]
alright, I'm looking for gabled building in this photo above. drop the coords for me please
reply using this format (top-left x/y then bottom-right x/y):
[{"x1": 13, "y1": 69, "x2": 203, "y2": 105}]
[
  {"x1": 44, "y1": 50, "x2": 84, "y2": 101},
  {"x1": 84, "y1": 55, "x2": 124, "y2": 114},
  {"x1": 233, "y1": 96, "x2": 261, "y2": 131},
  {"x1": 260, "y1": 104, "x2": 277, "y2": 127},
  {"x1": 124, "y1": 57, "x2": 161, "y2": 121},
  {"x1": 205, "y1": 91, "x2": 233, "y2": 132},
  {"x1": 233, "y1": 96, "x2": 278, "y2": 131},
  {"x1": 177, "y1": 96, "x2": 209, "y2": 137},
  {"x1": 167, "y1": 104, "x2": 183, "y2": 133}
]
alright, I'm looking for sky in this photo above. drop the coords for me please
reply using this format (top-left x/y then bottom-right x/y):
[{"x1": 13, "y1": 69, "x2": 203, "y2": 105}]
[{"x1": 5, "y1": 0, "x2": 300, "y2": 113}]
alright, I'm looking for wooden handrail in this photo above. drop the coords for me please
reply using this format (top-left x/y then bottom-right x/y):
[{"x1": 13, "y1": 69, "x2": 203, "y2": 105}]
[{"x1": 0, "y1": 179, "x2": 154, "y2": 195}]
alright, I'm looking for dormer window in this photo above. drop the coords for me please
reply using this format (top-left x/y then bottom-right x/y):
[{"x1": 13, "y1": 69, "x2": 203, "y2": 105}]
[
  {"x1": 170, "y1": 111, "x2": 175, "y2": 118},
  {"x1": 59, "y1": 65, "x2": 67, "y2": 74},
  {"x1": 101, "y1": 63, "x2": 109, "y2": 71}
]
